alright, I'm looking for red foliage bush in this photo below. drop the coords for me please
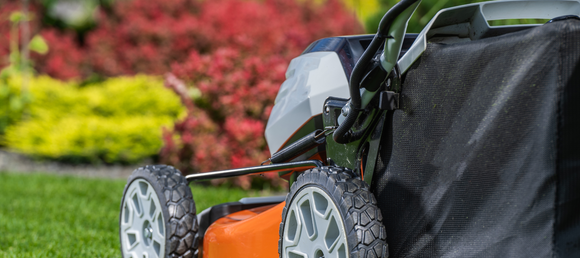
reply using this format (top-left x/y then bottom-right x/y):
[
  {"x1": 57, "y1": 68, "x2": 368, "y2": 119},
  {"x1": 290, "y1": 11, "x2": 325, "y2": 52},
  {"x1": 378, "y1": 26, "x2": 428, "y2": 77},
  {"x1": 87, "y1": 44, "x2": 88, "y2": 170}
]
[
  {"x1": 33, "y1": 29, "x2": 85, "y2": 80},
  {"x1": 83, "y1": 0, "x2": 204, "y2": 76},
  {"x1": 161, "y1": 0, "x2": 363, "y2": 189}
]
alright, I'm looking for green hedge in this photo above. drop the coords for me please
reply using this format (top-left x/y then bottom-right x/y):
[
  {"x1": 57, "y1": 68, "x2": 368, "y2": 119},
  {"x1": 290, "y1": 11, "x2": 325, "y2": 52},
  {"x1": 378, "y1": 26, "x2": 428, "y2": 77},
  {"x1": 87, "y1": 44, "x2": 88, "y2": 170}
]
[{"x1": 4, "y1": 75, "x2": 185, "y2": 164}]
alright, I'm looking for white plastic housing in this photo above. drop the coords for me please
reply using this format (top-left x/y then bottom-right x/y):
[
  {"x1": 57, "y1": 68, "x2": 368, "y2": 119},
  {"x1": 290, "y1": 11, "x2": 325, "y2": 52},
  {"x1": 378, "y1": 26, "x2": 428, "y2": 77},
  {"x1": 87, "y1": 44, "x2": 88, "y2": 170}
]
[{"x1": 265, "y1": 51, "x2": 350, "y2": 154}]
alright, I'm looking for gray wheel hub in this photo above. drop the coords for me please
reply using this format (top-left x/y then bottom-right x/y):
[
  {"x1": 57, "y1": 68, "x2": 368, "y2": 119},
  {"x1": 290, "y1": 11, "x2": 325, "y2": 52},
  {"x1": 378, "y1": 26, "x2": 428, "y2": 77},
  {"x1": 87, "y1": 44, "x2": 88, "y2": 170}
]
[
  {"x1": 282, "y1": 186, "x2": 349, "y2": 258},
  {"x1": 120, "y1": 179, "x2": 166, "y2": 258}
]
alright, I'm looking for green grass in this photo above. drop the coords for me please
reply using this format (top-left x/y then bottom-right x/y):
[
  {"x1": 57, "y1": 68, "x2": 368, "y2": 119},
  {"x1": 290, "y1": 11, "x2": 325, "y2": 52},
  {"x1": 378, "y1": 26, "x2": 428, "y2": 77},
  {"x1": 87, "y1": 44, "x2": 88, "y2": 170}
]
[{"x1": 0, "y1": 172, "x2": 273, "y2": 257}]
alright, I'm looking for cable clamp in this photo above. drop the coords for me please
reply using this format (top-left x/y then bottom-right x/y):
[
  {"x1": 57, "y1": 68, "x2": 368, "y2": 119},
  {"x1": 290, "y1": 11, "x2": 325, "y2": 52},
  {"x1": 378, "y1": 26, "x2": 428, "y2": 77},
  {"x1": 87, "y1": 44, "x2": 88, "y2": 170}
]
[{"x1": 316, "y1": 126, "x2": 337, "y2": 139}]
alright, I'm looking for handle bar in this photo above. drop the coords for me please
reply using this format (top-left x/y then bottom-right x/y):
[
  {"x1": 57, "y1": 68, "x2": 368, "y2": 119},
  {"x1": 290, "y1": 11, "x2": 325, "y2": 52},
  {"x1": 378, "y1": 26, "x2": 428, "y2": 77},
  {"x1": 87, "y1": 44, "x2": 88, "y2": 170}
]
[{"x1": 399, "y1": 0, "x2": 580, "y2": 73}]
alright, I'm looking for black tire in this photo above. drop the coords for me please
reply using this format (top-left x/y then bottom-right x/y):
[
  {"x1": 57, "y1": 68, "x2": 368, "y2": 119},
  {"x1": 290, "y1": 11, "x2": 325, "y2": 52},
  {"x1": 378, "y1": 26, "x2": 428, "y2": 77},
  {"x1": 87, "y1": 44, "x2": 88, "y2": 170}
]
[
  {"x1": 119, "y1": 165, "x2": 199, "y2": 258},
  {"x1": 279, "y1": 166, "x2": 388, "y2": 258}
]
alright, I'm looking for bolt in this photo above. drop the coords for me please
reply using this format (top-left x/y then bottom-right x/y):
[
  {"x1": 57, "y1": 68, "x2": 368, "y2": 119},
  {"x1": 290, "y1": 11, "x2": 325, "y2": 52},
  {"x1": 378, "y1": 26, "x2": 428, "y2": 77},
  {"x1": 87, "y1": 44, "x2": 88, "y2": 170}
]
[
  {"x1": 341, "y1": 105, "x2": 350, "y2": 116},
  {"x1": 325, "y1": 106, "x2": 330, "y2": 114},
  {"x1": 144, "y1": 225, "x2": 153, "y2": 239}
]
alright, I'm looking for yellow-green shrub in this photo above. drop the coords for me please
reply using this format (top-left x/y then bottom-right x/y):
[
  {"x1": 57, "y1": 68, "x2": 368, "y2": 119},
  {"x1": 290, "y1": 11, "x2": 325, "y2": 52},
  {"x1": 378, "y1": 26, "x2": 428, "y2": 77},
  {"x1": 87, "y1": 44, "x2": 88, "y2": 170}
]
[
  {"x1": 6, "y1": 116, "x2": 172, "y2": 164},
  {"x1": 6, "y1": 75, "x2": 184, "y2": 120},
  {"x1": 4, "y1": 75, "x2": 185, "y2": 164}
]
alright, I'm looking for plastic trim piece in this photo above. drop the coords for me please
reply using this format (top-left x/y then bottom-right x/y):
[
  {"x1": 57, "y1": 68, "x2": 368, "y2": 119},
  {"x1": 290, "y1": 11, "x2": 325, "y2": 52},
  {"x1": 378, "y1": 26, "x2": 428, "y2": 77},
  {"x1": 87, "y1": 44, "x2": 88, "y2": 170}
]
[{"x1": 265, "y1": 51, "x2": 349, "y2": 154}]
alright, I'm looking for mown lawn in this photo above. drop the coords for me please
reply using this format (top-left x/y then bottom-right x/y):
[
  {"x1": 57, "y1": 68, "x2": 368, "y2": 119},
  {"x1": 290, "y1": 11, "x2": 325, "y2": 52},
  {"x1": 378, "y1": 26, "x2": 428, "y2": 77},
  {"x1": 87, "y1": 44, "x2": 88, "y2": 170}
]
[{"x1": 0, "y1": 171, "x2": 275, "y2": 257}]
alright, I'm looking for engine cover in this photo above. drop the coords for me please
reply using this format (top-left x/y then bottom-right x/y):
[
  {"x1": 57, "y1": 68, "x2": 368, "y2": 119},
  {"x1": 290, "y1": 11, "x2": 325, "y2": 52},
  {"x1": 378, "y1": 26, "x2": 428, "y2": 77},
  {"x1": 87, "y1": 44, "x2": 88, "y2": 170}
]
[{"x1": 265, "y1": 51, "x2": 349, "y2": 154}]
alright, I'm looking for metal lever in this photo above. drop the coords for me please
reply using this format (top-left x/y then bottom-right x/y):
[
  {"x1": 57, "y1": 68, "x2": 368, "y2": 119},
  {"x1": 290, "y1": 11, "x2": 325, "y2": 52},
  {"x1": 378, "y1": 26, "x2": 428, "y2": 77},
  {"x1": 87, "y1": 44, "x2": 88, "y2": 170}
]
[
  {"x1": 268, "y1": 127, "x2": 335, "y2": 164},
  {"x1": 186, "y1": 160, "x2": 324, "y2": 182}
]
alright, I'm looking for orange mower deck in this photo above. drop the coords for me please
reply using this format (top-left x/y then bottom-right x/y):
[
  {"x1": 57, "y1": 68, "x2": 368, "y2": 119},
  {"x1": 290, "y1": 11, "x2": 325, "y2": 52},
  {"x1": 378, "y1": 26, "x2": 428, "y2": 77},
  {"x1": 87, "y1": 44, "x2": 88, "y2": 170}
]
[{"x1": 203, "y1": 202, "x2": 285, "y2": 258}]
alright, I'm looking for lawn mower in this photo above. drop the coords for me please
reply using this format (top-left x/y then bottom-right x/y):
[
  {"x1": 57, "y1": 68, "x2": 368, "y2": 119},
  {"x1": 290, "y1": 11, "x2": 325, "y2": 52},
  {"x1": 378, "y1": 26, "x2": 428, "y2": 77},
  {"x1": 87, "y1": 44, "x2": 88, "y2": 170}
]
[{"x1": 118, "y1": 0, "x2": 580, "y2": 257}]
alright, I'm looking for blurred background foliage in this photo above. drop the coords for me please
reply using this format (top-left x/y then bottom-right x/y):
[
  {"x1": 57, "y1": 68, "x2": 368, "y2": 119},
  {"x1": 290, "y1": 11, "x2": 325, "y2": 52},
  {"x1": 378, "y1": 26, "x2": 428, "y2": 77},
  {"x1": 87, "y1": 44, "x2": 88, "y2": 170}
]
[
  {"x1": 4, "y1": 75, "x2": 184, "y2": 164},
  {"x1": 1, "y1": 0, "x2": 545, "y2": 189}
]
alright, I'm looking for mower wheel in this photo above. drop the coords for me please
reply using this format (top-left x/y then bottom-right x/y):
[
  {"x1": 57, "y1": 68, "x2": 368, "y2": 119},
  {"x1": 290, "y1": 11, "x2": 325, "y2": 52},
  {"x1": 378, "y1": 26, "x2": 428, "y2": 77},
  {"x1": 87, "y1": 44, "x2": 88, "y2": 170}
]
[
  {"x1": 279, "y1": 166, "x2": 388, "y2": 258},
  {"x1": 120, "y1": 165, "x2": 199, "y2": 258}
]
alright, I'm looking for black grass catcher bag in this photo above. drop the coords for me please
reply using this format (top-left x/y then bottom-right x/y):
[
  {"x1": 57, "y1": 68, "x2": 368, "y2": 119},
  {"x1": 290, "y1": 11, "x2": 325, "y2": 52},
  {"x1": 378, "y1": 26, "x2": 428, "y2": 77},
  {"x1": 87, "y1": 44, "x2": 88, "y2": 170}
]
[{"x1": 372, "y1": 18, "x2": 580, "y2": 257}]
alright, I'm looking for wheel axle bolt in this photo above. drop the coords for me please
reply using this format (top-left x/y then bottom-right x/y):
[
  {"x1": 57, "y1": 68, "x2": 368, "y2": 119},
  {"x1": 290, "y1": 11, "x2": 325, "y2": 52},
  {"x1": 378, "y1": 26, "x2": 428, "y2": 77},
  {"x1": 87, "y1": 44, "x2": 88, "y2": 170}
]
[{"x1": 144, "y1": 226, "x2": 153, "y2": 239}]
